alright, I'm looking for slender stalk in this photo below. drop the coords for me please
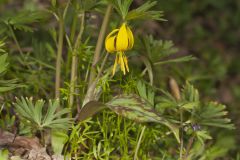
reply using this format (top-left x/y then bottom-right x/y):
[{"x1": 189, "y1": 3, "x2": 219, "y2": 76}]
[
  {"x1": 96, "y1": 52, "x2": 109, "y2": 80},
  {"x1": 180, "y1": 109, "x2": 184, "y2": 160},
  {"x1": 9, "y1": 26, "x2": 24, "y2": 56},
  {"x1": 183, "y1": 136, "x2": 195, "y2": 160},
  {"x1": 54, "y1": 0, "x2": 71, "y2": 98},
  {"x1": 88, "y1": 5, "x2": 112, "y2": 87},
  {"x1": 134, "y1": 126, "x2": 146, "y2": 160},
  {"x1": 66, "y1": 13, "x2": 78, "y2": 76},
  {"x1": 69, "y1": 12, "x2": 85, "y2": 108},
  {"x1": 55, "y1": 17, "x2": 64, "y2": 98}
]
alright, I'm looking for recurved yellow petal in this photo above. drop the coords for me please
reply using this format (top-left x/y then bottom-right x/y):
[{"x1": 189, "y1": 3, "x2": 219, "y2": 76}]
[
  {"x1": 105, "y1": 29, "x2": 119, "y2": 53},
  {"x1": 116, "y1": 23, "x2": 129, "y2": 51},
  {"x1": 106, "y1": 29, "x2": 119, "y2": 39},
  {"x1": 105, "y1": 36, "x2": 116, "y2": 53},
  {"x1": 126, "y1": 26, "x2": 134, "y2": 49}
]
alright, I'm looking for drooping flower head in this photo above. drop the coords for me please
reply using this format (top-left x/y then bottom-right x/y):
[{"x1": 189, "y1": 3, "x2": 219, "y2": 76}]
[{"x1": 105, "y1": 23, "x2": 134, "y2": 75}]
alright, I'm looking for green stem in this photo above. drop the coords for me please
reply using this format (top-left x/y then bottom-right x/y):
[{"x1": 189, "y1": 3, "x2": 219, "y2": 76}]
[
  {"x1": 69, "y1": 12, "x2": 85, "y2": 108},
  {"x1": 134, "y1": 126, "x2": 146, "y2": 160},
  {"x1": 183, "y1": 136, "x2": 195, "y2": 160},
  {"x1": 96, "y1": 52, "x2": 109, "y2": 80},
  {"x1": 66, "y1": 13, "x2": 78, "y2": 76},
  {"x1": 180, "y1": 109, "x2": 184, "y2": 160},
  {"x1": 88, "y1": 5, "x2": 112, "y2": 87},
  {"x1": 55, "y1": 17, "x2": 64, "y2": 98},
  {"x1": 9, "y1": 26, "x2": 24, "y2": 56},
  {"x1": 54, "y1": 0, "x2": 70, "y2": 99}
]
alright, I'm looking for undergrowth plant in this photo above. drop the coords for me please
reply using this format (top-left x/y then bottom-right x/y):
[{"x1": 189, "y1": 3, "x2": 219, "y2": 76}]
[{"x1": 0, "y1": 0, "x2": 235, "y2": 160}]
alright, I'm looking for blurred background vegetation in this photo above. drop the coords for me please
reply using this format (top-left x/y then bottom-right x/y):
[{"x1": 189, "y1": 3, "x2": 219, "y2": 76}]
[
  {"x1": 156, "y1": 0, "x2": 240, "y2": 158},
  {"x1": 0, "y1": 0, "x2": 239, "y2": 159}
]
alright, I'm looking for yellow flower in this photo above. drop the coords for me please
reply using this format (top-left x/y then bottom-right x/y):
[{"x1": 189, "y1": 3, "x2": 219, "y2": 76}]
[{"x1": 105, "y1": 23, "x2": 134, "y2": 75}]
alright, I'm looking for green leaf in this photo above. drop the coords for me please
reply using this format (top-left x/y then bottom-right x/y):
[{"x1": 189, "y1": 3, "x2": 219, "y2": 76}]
[
  {"x1": 195, "y1": 101, "x2": 234, "y2": 129},
  {"x1": 126, "y1": 1, "x2": 165, "y2": 21},
  {"x1": 136, "y1": 80, "x2": 154, "y2": 105},
  {"x1": 1, "y1": 10, "x2": 48, "y2": 33},
  {"x1": 182, "y1": 82, "x2": 200, "y2": 102},
  {"x1": 51, "y1": 131, "x2": 68, "y2": 155},
  {"x1": 14, "y1": 98, "x2": 72, "y2": 130},
  {"x1": 111, "y1": 0, "x2": 133, "y2": 19},
  {"x1": 196, "y1": 130, "x2": 212, "y2": 145},
  {"x1": 106, "y1": 94, "x2": 180, "y2": 142},
  {"x1": 154, "y1": 55, "x2": 196, "y2": 66},
  {"x1": 139, "y1": 56, "x2": 154, "y2": 86},
  {"x1": 78, "y1": 101, "x2": 107, "y2": 122},
  {"x1": 0, "y1": 53, "x2": 8, "y2": 75}
]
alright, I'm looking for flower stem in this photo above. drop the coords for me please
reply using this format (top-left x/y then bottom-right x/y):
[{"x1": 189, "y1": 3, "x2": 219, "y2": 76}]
[
  {"x1": 88, "y1": 5, "x2": 112, "y2": 87},
  {"x1": 55, "y1": 17, "x2": 64, "y2": 98},
  {"x1": 69, "y1": 12, "x2": 85, "y2": 108}
]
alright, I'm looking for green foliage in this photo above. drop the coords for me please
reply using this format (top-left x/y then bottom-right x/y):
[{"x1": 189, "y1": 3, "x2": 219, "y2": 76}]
[
  {"x1": 107, "y1": 94, "x2": 180, "y2": 142},
  {"x1": 136, "y1": 80, "x2": 155, "y2": 105},
  {"x1": 126, "y1": 1, "x2": 165, "y2": 21},
  {"x1": 0, "y1": 10, "x2": 48, "y2": 34},
  {"x1": 195, "y1": 101, "x2": 234, "y2": 129},
  {"x1": 111, "y1": 0, "x2": 133, "y2": 19},
  {"x1": 14, "y1": 97, "x2": 72, "y2": 131},
  {"x1": 51, "y1": 131, "x2": 68, "y2": 155},
  {"x1": 111, "y1": 0, "x2": 164, "y2": 21},
  {"x1": 0, "y1": 0, "x2": 237, "y2": 159},
  {"x1": 0, "y1": 149, "x2": 8, "y2": 160},
  {"x1": 0, "y1": 41, "x2": 19, "y2": 92}
]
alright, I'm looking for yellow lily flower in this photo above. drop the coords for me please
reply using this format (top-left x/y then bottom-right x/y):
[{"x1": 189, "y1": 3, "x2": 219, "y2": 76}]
[{"x1": 105, "y1": 23, "x2": 134, "y2": 75}]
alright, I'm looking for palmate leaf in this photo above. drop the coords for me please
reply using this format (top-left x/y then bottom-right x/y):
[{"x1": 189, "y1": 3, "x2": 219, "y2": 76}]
[
  {"x1": 125, "y1": 1, "x2": 165, "y2": 21},
  {"x1": 0, "y1": 43, "x2": 21, "y2": 92},
  {"x1": 196, "y1": 102, "x2": 234, "y2": 129},
  {"x1": 14, "y1": 97, "x2": 72, "y2": 131},
  {"x1": 110, "y1": 0, "x2": 133, "y2": 19},
  {"x1": 0, "y1": 10, "x2": 48, "y2": 33},
  {"x1": 181, "y1": 83, "x2": 234, "y2": 129}
]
